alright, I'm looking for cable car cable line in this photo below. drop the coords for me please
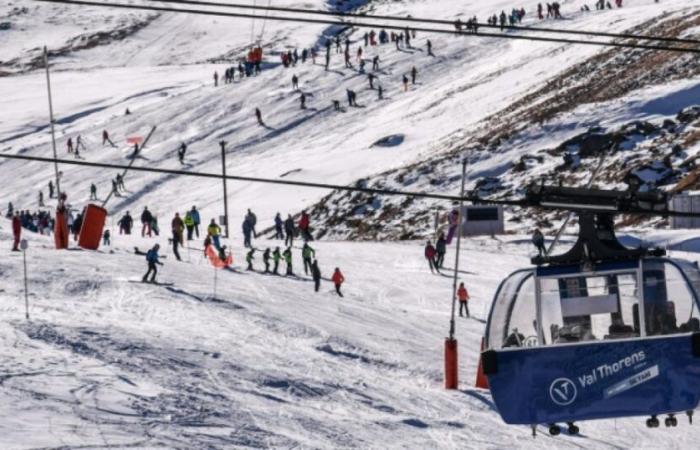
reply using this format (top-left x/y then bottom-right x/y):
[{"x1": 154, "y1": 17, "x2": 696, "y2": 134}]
[
  {"x1": 32, "y1": 0, "x2": 700, "y2": 54},
  {"x1": 143, "y1": 0, "x2": 700, "y2": 46},
  {"x1": 2, "y1": 153, "x2": 700, "y2": 218}
]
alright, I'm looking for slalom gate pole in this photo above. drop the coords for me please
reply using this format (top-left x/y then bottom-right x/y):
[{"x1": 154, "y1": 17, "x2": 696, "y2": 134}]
[
  {"x1": 44, "y1": 46, "x2": 61, "y2": 198},
  {"x1": 22, "y1": 242, "x2": 29, "y2": 320},
  {"x1": 445, "y1": 158, "x2": 467, "y2": 390},
  {"x1": 220, "y1": 141, "x2": 230, "y2": 239}
]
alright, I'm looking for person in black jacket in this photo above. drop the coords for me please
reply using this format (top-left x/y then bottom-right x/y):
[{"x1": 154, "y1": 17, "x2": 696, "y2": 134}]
[
  {"x1": 311, "y1": 260, "x2": 322, "y2": 292},
  {"x1": 141, "y1": 207, "x2": 153, "y2": 237},
  {"x1": 284, "y1": 214, "x2": 295, "y2": 247},
  {"x1": 118, "y1": 211, "x2": 133, "y2": 234}
]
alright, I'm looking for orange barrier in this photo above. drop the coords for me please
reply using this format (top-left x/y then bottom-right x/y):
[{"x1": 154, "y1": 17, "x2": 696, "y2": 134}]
[
  {"x1": 475, "y1": 337, "x2": 490, "y2": 389},
  {"x1": 206, "y1": 244, "x2": 233, "y2": 268},
  {"x1": 78, "y1": 204, "x2": 107, "y2": 250},
  {"x1": 444, "y1": 338, "x2": 458, "y2": 389},
  {"x1": 54, "y1": 210, "x2": 69, "y2": 249}
]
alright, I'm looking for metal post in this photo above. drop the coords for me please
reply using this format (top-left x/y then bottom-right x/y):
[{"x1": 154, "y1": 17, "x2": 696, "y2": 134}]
[
  {"x1": 44, "y1": 46, "x2": 61, "y2": 198},
  {"x1": 21, "y1": 240, "x2": 29, "y2": 320},
  {"x1": 220, "y1": 140, "x2": 230, "y2": 238},
  {"x1": 448, "y1": 158, "x2": 468, "y2": 340},
  {"x1": 636, "y1": 259, "x2": 647, "y2": 337},
  {"x1": 101, "y1": 125, "x2": 157, "y2": 208}
]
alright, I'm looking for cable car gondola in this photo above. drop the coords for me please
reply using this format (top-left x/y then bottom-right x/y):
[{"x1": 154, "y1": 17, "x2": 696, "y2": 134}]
[{"x1": 482, "y1": 185, "x2": 700, "y2": 436}]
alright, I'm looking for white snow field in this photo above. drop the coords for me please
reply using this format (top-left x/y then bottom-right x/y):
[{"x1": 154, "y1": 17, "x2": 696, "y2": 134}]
[{"x1": 3, "y1": 0, "x2": 700, "y2": 447}]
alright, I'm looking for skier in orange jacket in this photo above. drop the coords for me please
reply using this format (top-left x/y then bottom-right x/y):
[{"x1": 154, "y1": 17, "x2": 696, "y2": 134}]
[{"x1": 332, "y1": 268, "x2": 345, "y2": 297}]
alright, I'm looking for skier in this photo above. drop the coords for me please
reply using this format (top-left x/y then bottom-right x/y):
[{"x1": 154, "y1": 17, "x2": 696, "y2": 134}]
[
  {"x1": 532, "y1": 229, "x2": 546, "y2": 257},
  {"x1": 458, "y1": 282, "x2": 470, "y2": 317},
  {"x1": 141, "y1": 207, "x2": 153, "y2": 237},
  {"x1": 255, "y1": 108, "x2": 264, "y2": 126},
  {"x1": 76, "y1": 135, "x2": 86, "y2": 152},
  {"x1": 171, "y1": 212, "x2": 184, "y2": 261},
  {"x1": 332, "y1": 268, "x2": 345, "y2": 297},
  {"x1": 402, "y1": 74, "x2": 409, "y2": 92},
  {"x1": 11, "y1": 211, "x2": 21, "y2": 251},
  {"x1": 242, "y1": 216, "x2": 254, "y2": 248},
  {"x1": 48, "y1": 180, "x2": 54, "y2": 199},
  {"x1": 372, "y1": 55, "x2": 380, "y2": 71},
  {"x1": 208, "y1": 218, "x2": 222, "y2": 250},
  {"x1": 116, "y1": 173, "x2": 125, "y2": 191},
  {"x1": 284, "y1": 214, "x2": 295, "y2": 247},
  {"x1": 67, "y1": 137, "x2": 74, "y2": 153},
  {"x1": 302, "y1": 242, "x2": 315, "y2": 275},
  {"x1": 38, "y1": 190, "x2": 44, "y2": 207},
  {"x1": 368, "y1": 73, "x2": 375, "y2": 89},
  {"x1": 103, "y1": 229, "x2": 111, "y2": 246},
  {"x1": 214, "y1": 71, "x2": 219, "y2": 87},
  {"x1": 427, "y1": 39, "x2": 433, "y2": 56},
  {"x1": 111, "y1": 179, "x2": 119, "y2": 197},
  {"x1": 246, "y1": 248, "x2": 255, "y2": 271},
  {"x1": 118, "y1": 211, "x2": 133, "y2": 234},
  {"x1": 344, "y1": 50, "x2": 352, "y2": 69},
  {"x1": 151, "y1": 214, "x2": 160, "y2": 237},
  {"x1": 283, "y1": 247, "x2": 294, "y2": 276},
  {"x1": 425, "y1": 240, "x2": 438, "y2": 273},
  {"x1": 300, "y1": 92, "x2": 306, "y2": 109},
  {"x1": 90, "y1": 183, "x2": 97, "y2": 200},
  {"x1": 72, "y1": 212, "x2": 83, "y2": 241},
  {"x1": 274, "y1": 212, "x2": 284, "y2": 239},
  {"x1": 299, "y1": 210, "x2": 311, "y2": 241},
  {"x1": 184, "y1": 210, "x2": 195, "y2": 240},
  {"x1": 102, "y1": 130, "x2": 110, "y2": 146},
  {"x1": 435, "y1": 233, "x2": 447, "y2": 269},
  {"x1": 263, "y1": 248, "x2": 271, "y2": 273},
  {"x1": 378, "y1": 85, "x2": 383, "y2": 100},
  {"x1": 311, "y1": 260, "x2": 321, "y2": 292},
  {"x1": 246, "y1": 209, "x2": 258, "y2": 237},
  {"x1": 272, "y1": 246, "x2": 282, "y2": 274},
  {"x1": 178, "y1": 142, "x2": 187, "y2": 164},
  {"x1": 191, "y1": 206, "x2": 201, "y2": 238},
  {"x1": 292, "y1": 74, "x2": 299, "y2": 90},
  {"x1": 142, "y1": 244, "x2": 164, "y2": 283},
  {"x1": 411, "y1": 66, "x2": 417, "y2": 85}
]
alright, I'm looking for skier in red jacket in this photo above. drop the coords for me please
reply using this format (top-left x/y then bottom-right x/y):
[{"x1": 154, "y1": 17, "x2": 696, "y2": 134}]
[
  {"x1": 332, "y1": 268, "x2": 345, "y2": 297},
  {"x1": 11, "y1": 211, "x2": 21, "y2": 251},
  {"x1": 425, "y1": 240, "x2": 437, "y2": 273},
  {"x1": 299, "y1": 210, "x2": 311, "y2": 241},
  {"x1": 458, "y1": 282, "x2": 470, "y2": 318}
]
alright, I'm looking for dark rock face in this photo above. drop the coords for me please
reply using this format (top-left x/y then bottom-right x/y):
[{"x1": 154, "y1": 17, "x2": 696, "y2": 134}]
[
  {"x1": 557, "y1": 130, "x2": 620, "y2": 158},
  {"x1": 677, "y1": 106, "x2": 700, "y2": 123}
]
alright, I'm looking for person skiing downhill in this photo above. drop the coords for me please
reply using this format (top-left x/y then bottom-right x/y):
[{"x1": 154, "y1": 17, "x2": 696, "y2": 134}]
[
  {"x1": 435, "y1": 233, "x2": 447, "y2": 269},
  {"x1": 458, "y1": 282, "x2": 470, "y2": 318},
  {"x1": 299, "y1": 210, "x2": 311, "y2": 241},
  {"x1": 311, "y1": 260, "x2": 322, "y2": 292},
  {"x1": 255, "y1": 108, "x2": 264, "y2": 126},
  {"x1": 332, "y1": 268, "x2": 345, "y2": 297},
  {"x1": 302, "y1": 242, "x2": 315, "y2": 275},
  {"x1": 142, "y1": 244, "x2": 164, "y2": 283},
  {"x1": 425, "y1": 240, "x2": 438, "y2": 273},
  {"x1": 90, "y1": 183, "x2": 97, "y2": 201}
]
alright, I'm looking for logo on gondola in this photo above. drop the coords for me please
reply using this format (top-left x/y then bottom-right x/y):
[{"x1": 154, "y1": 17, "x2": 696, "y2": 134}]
[{"x1": 549, "y1": 378, "x2": 577, "y2": 406}]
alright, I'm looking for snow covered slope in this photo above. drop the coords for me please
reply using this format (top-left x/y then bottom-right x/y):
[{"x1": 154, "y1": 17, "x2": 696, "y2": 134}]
[{"x1": 3, "y1": 222, "x2": 700, "y2": 448}]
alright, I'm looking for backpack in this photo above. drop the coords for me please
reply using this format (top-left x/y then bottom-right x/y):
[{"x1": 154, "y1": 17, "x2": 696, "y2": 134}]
[{"x1": 146, "y1": 249, "x2": 157, "y2": 263}]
